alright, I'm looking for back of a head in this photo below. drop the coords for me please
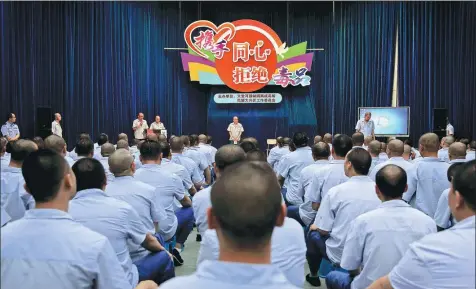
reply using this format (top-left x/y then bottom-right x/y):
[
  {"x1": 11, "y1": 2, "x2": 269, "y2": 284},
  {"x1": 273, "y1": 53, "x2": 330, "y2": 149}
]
[
  {"x1": 380, "y1": 142, "x2": 387, "y2": 153},
  {"x1": 332, "y1": 134, "x2": 353, "y2": 157},
  {"x1": 10, "y1": 140, "x2": 38, "y2": 163},
  {"x1": 364, "y1": 136, "x2": 373, "y2": 146},
  {"x1": 146, "y1": 133, "x2": 159, "y2": 142},
  {"x1": 459, "y1": 138, "x2": 470, "y2": 147},
  {"x1": 109, "y1": 149, "x2": 134, "y2": 176},
  {"x1": 376, "y1": 164, "x2": 407, "y2": 199},
  {"x1": 368, "y1": 140, "x2": 381, "y2": 156},
  {"x1": 72, "y1": 158, "x2": 106, "y2": 192},
  {"x1": 44, "y1": 135, "x2": 66, "y2": 154},
  {"x1": 242, "y1": 137, "x2": 259, "y2": 148},
  {"x1": 22, "y1": 149, "x2": 68, "y2": 203},
  {"x1": 312, "y1": 142, "x2": 330, "y2": 160},
  {"x1": 444, "y1": 136, "x2": 455, "y2": 146},
  {"x1": 352, "y1": 132, "x2": 365, "y2": 146},
  {"x1": 170, "y1": 136, "x2": 184, "y2": 152},
  {"x1": 419, "y1": 133, "x2": 440, "y2": 153},
  {"x1": 198, "y1": 134, "x2": 207, "y2": 144},
  {"x1": 449, "y1": 142, "x2": 467, "y2": 159},
  {"x1": 276, "y1": 136, "x2": 284, "y2": 147},
  {"x1": 189, "y1": 134, "x2": 199, "y2": 146},
  {"x1": 116, "y1": 139, "x2": 129, "y2": 150},
  {"x1": 207, "y1": 135, "x2": 213, "y2": 145},
  {"x1": 75, "y1": 138, "x2": 94, "y2": 157},
  {"x1": 447, "y1": 162, "x2": 465, "y2": 182},
  {"x1": 78, "y1": 133, "x2": 90, "y2": 141},
  {"x1": 97, "y1": 133, "x2": 109, "y2": 146},
  {"x1": 470, "y1": 141, "x2": 476, "y2": 151},
  {"x1": 452, "y1": 160, "x2": 476, "y2": 211},
  {"x1": 293, "y1": 132, "x2": 309, "y2": 148},
  {"x1": 240, "y1": 141, "x2": 257, "y2": 153},
  {"x1": 140, "y1": 140, "x2": 161, "y2": 161},
  {"x1": 403, "y1": 144, "x2": 412, "y2": 155},
  {"x1": 159, "y1": 141, "x2": 171, "y2": 158},
  {"x1": 0, "y1": 137, "x2": 7, "y2": 153},
  {"x1": 404, "y1": 138, "x2": 414, "y2": 147},
  {"x1": 246, "y1": 149, "x2": 267, "y2": 162},
  {"x1": 387, "y1": 139, "x2": 404, "y2": 157},
  {"x1": 323, "y1": 133, "x2": 332, "y2": 144},
  {"x1": 101, "y1": 143, "x2": 115, "y2": 157},
  {"x1": 33, "y1": 136, "x2": 45, "y2": 150},
  {"x1": 215, "y1": 144, "x2": 246, "y2": 170},
  {"x1": 314, "y1": 135, "x2": 322, "y2": 144},
  {"x1": 347, "y1": 147, "x2": 372, "y2": 175},
  {"x1": 211, "y1": 161, "x2": 282, "y2": 248},
  {"x1": 181, "y1": 135, "x2": 190, "y2": 147},
  {"x1": 118, "y1": 133, "x2": 128, "y2": 142},
  {"x1": 158, "y1": 134, "x2": 167, "y2": 143},
  {"x1": 283, "y1": 137, "x2": 291, "y2": 146}
]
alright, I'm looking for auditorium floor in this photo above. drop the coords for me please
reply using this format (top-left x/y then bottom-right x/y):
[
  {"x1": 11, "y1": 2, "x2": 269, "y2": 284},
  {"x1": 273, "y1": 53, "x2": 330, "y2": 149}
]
[{"x1": 176, "y1": 228, "x2": 328, "y2": 289}]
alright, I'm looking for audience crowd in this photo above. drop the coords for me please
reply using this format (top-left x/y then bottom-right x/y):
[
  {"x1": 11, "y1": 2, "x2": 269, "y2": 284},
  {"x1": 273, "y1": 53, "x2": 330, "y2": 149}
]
[{"x1": 1, "y1": 127, "x2": 475, "y2": 289}]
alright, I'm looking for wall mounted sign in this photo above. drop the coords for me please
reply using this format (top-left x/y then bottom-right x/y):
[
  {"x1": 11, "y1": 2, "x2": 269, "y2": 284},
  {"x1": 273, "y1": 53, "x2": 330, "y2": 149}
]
[
  {"x1": 181, "y1": 19, "x2": 313, "y2": 93},
  {"x1": 214, "y1": 93, "x2": 282, "y2": 104}
]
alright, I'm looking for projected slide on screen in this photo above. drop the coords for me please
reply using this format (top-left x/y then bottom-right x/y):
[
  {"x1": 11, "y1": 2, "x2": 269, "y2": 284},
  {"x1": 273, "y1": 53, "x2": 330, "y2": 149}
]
[{"x1": 358, "y1": 107, "x2": 410, "y2": 136}]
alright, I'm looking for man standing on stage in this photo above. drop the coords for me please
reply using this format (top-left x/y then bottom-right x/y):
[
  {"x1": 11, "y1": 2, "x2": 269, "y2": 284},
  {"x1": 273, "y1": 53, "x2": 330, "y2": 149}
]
[
  {"x1": 1, "y1": 113, "x2": 20, "y2": 142},
  {"x1": 51, "y1": 113, "x2": 63, "y2": 138},
  {"x1": 355, "y1": 112, "x2": 375, "y2": 139},
  {"x1": 446, "y1": 117, "x2": 455, "y2": 136},
  {"x1": 133, "y1": 112, "x2": 149, "y2": 144},
  {"x1": 227, "y1": 116, "x2": 244, "y2": 144}
]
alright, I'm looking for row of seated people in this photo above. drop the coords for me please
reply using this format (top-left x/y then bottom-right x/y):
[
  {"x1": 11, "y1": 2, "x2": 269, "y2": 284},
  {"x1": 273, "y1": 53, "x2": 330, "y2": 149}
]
[{"x1": 1, "y1": 131, "x2": 476, "y2": 289}]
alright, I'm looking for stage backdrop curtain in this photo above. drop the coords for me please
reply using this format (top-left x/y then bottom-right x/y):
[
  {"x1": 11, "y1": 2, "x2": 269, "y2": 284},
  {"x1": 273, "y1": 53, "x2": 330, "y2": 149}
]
[
  {"x1": 0, "y1": 1, "x2": 208, "y2": 147},
  {"x1": 398, "y1": 2, "x2": 476, "y2": 141}
]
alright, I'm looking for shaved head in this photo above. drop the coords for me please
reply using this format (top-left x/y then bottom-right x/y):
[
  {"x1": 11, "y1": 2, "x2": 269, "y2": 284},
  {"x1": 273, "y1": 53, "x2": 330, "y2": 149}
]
[
  {"x1": 380, "y1": 142, "x2": 387, "y2": 154},
  {"x1": 181, "y1": 135, "x2": 190, "y2": 147},
  {"x1": 11, "y1": 140, "x2": 38, "y2": 163},
  {"x1": 449, "y1": 142, "x2": 467, "y2": 160},
  {"x1": 368, "y1": 140, "x2": 381, "y2": 157},
  {"x1": 276, "y1": 136, "x2": 284, "y2": 147},
  {"x1": 403, "y1": 144, "x2": 412, "y2": 160},
  {"x1": 387, "y1": 139, "x2": 404, "y2": 157},
  {"x1": 312, "y1": 142, "x2": 330, "y2": 160},
  {"x1": 352, "y1": 132, "x2": 365, "y2": 147},
  {"x1": 171, "y1": 136, "x2": 184, "y2": 152},
  {"x1": 101, "y1": 143, "x2": 115, "y2": 157},
  {"x1": 44, "y1": 135, "x2": 67, "y2": 155},
  {"x1": 444, "y1": 136, "x2": 455, "y2": 147},
  {"x1": 108, "y1": 149, "x2": 134, "y2": 176},
  {"x1": 215, "y1": 144, "x2": 246, "y2": 170},
  {"x1": 419, "y1": 133, "x2": 440, "y2": 153},
  {"x1": 246, "y1": 149, "x2": 267, "y2": 162},
  {"x1": 146, "y1": 134, "x2": 158, "y2": 142},
  {"x1": 283, "y1": 137, "x2": 291, "y2": 146},
  {"x1": 116, "y1": 139, "x2": 129, "y2": 150},
  {"x1": 158, "y1": 134, "x2": 167, "y2": 143},
  {"x1": 242, "y1": 137, "x2": 259, "y2": 148},
  {"x1": 198, "y1": 134, "x2": 207, "y2": 143},
  {"x1": 118, "y1": 133, "x2": 128, "y2": 141},
  {"x1": 364, "y1": 136, "x2": 373, "y2": 146},
  {"x1": 323, "y1": 133, "x2": 332, "y2": 144},
  {"x1": 314, "y1": 135, "x2": 322, "y2": 144},
  {"x1": 210, "y1": 161, "x2": 283, "y2": 249},
  {"x1": 376, "y1": 164, "x2": 407, "y2": 199}
]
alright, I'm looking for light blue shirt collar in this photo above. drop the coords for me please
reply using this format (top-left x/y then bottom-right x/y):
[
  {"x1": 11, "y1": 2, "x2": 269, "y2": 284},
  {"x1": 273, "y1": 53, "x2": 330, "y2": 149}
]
[
  {"x1": 421, "y1": 157, "x2": 441, "y2": 162},
  {"x1": 451, "y1": 215, "x2": 475, "y2": 230},
  {"x1": 162, "y1": 158, "x2": 172, "y2": 164},
  {"x1": 196, "y1": 260, "x2": 289, "y2": 285},
  {"x1": 378, "y1": 199, "x2": 409, "y2": 209},
  {"x1": 330, "y1": 159, "x2": 345, "y2": 164},
  {"x1": 315, "y1": 160, "x2": 329, "y2": 164},
  {"x1": 296, "y1": 146, "x2": 311, "y2": 151},
  {"x1": 112, "y1": 176, "x2": 134, "y2": 182},
  {"x1": 2, "y1": 166, "x2": 21, "y2": 173},
  {"x1": 347, "y1": 175, "x2": 372, "y2": 182},
  {"x1": 24, "y1": 208, "x2": 73, "y2": 220},
  {"x1": 140, "y1": 163, "x2": 160, "y2": 169},
  {"x1": 73, "y1": 188, "x2": 106, "y2": 200},
  {"x1": 449, "y1": 159, "x2": 466, "y2": 164},
  {"x1": 389, "y1": 157, "x2": 405, "y2": 161}
]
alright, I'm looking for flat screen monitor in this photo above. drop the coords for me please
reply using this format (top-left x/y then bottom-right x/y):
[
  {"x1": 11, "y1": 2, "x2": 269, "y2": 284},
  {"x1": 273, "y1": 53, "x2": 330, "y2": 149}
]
[{"x1": 358, "y1": 107, "x2": 410, "y2": 137}]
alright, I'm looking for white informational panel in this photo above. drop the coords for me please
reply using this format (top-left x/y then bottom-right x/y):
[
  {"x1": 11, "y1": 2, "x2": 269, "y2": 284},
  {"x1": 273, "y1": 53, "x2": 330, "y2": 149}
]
[
  {"x1": 214, "y1": 93, "x2": 282, "y2": 104},
  {"x1": 160, "y1": 129, "x2": 167, "y2": 138},
  {"x1": 358, "y1": 107, "x2": 410, "y2": 137}
]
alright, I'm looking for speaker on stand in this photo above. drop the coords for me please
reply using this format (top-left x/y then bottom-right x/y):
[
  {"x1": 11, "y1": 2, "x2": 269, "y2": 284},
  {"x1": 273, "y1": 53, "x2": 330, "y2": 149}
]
[
  {"x1": 36, "y1": 107, "x2": 52, "y2": 139},
  {"x1": 432, "y1": 108, "x2": 447, "y2": 138}
]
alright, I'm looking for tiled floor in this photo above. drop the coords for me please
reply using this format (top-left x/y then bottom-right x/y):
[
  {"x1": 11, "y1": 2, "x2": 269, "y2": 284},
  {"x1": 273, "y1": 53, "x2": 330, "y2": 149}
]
[{"x1": 175, "y1": 228, "x2": 328, "y2": 289}]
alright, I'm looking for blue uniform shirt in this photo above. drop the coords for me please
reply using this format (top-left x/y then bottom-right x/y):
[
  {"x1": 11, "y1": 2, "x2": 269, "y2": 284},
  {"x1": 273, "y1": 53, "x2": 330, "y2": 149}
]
[
  {"x1": 69, "y1": 189, "x2": 147, "y2": 287},
  {"x1": 1, "y1": 122, "x2": 20, "y2": 139},
  {"x1": 388, "y1": 215, "x2": 475, "y2": 289},
  {"x1": 135, "y1": 164, "x2": 185, "y2": 241},
  {"x1": 192, "y1": 185, "x2": 212, "y2": 234},
  {"x1": 1, "y1": 209, "x2": 132, "y2": 289},
  {"x1": 105, "y1": 176, "x2": 168, "y2": 261},
  {"x1": 277, "y1": 147, "x2": 314, "y2": 206},
  {"x1": 1, "y1": 166, "x2": 35, "y2": 221},
  {"x1": 171, "y1": 153, "x2": 204, "y2": 184},
  {"x1": 159, "y1": 260, "x2": 299, "y2": 289}
]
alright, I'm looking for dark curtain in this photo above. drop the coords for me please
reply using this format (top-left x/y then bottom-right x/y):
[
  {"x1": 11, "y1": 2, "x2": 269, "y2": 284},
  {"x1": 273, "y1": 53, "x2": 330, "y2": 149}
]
[
  {"x1": 398, "y1": 2, "x2": 476, "y2": 141},
  {"x1": 0, "y1": 1, "x2": 209, "y2": 148}
]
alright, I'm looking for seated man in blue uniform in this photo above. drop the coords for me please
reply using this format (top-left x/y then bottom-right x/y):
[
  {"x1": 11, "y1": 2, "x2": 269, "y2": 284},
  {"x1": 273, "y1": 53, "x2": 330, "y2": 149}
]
[
  {"x1": 1, "y1": 149, "x2": 158, "y2": 289},
  {"x1": 159, "y1": 161, "x2": 300, "y2": 289},
  {"x1": 69, "y1": 157, "x2": 173, "y2": 287}
]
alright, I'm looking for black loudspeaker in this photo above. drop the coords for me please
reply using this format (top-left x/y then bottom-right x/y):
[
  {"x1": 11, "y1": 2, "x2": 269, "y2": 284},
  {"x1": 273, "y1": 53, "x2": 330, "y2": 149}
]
[
  {"x1": 36, "y1": 107, "x2": 52, "y2": 139},
  {"x1": 433, "y1": 108, "x2": 448, "y2": 131}
]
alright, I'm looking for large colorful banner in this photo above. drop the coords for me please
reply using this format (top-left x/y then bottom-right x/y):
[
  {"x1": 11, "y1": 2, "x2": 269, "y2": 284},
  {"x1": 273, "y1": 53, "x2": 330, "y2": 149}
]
[{"x1": 181, "y1": 19, "x2": 313, "y2": 93}]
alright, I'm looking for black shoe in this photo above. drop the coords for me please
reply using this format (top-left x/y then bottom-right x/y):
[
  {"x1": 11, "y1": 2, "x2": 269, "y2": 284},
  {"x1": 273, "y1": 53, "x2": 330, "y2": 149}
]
[
  {"x1": 172, "y1": 248, "x2": 184, "y2": 266},
  {"x1": 306, "y1": 274, "x2": 321, "y2": 287},
  {"x1": 196, "y1": 233, "x2": 202, "y2": 242}
]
